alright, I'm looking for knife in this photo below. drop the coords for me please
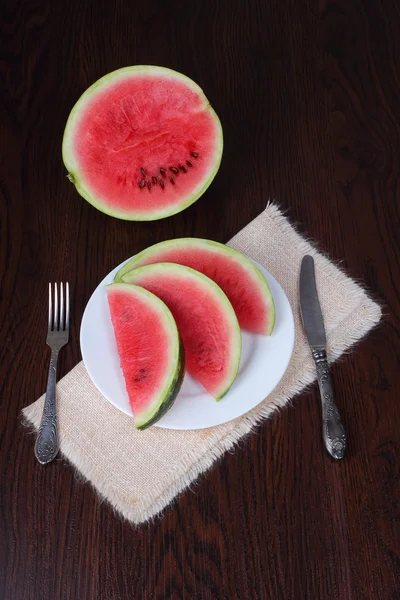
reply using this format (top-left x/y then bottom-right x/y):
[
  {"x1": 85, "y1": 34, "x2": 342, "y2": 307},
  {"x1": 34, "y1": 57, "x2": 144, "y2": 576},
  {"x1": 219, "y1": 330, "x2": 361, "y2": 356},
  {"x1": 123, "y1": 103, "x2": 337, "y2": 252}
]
[{"x1": 300, "y1": 255, "x2": 347, "y2": 460}]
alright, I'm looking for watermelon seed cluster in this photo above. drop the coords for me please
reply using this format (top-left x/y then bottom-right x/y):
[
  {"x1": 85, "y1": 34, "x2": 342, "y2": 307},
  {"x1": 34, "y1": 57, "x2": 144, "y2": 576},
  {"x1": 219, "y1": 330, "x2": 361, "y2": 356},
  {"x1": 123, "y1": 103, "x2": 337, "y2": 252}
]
[
  {"x1": 134, "y1": 368, "x2": 147, "y2": 383},
  {"x1": 138, "y1": 151, "x2": 199, "y2": 191}
]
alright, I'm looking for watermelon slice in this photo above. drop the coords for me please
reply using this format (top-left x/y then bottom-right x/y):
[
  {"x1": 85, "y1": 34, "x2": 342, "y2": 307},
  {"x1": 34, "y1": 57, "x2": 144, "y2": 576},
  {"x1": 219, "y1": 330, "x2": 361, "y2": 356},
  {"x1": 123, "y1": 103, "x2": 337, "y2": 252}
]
[
  {"x1": 107, "y1": 283, "x2": 185, "y2": 429},
  {"x1": 62, "y1": 66, "x2": 223, "y2": 221},
  {"x1": 121, "y1": 264, "x2": 241, "y2": 399},
  {"x1": 115, "y1": 238, "x2": 276, "y2": 335}
]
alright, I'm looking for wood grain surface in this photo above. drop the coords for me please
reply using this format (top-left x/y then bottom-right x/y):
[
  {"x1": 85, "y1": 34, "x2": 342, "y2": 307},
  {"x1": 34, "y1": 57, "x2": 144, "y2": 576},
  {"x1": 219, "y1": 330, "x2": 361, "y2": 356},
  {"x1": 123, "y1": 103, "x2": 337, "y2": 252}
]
[{"x1": 1, "y1": 0, "x2": 399, "y2": 598}]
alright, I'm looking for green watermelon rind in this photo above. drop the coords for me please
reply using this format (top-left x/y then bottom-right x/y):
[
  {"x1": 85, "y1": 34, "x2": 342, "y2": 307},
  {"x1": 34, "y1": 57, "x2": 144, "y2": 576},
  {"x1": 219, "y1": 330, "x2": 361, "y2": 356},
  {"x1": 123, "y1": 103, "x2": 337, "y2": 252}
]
[
  {"x1": 114, "y1": 237, "x2": 276, "y2": 335},
  {"x1": 121, "y1": 263, "x2": 242, "y2": 400},
  {"x1": 62, "y1": 65, "x2": 223, "y2": 221},
  {"x1": 136, "y1": 340, "x2": 185, "y2": 430},
  {"x1": 106, "y1": 283, "x2": 185, "y2": 429}
]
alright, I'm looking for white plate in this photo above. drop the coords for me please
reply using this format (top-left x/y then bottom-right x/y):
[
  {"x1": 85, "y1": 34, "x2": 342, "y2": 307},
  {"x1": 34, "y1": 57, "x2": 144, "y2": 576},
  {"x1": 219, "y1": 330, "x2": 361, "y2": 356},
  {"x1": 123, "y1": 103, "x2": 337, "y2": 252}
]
[{"x1": 80, "y1": 256, "x2": 295, "y2": 430}]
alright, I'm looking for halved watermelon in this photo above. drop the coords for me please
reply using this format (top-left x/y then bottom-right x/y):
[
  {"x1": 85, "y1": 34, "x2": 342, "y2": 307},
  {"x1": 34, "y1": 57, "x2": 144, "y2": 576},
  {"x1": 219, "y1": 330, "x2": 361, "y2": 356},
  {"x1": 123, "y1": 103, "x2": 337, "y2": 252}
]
[
  {"x1": 121, "y1": 263, "x2": 241, "y2": 399},
  {"x1": 62, "y1": 66, "x2": 223, "y2": 221},
  {"x1": 106, "y1": 283, "x2": 185, "y2": 429},
  {"x1": 115, "y1": 238, "x2": 275, "y2": 335}
]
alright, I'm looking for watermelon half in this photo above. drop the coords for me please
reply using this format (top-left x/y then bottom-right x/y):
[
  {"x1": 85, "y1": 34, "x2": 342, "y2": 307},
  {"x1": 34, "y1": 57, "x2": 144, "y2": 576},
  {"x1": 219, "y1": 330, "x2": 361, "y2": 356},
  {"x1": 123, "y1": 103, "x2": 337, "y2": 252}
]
[
  {"x1": 107, "y1": 283, "x2": 185, "y2": 429},
  {"x1": 115, "y1": 238, "x2": 276, "y2": 335},
  {"x1": 121, "y1": 263, "x2": 242, "y2": 399},
  {"x1": 62, "y1": 66, "x2": 223, "y2": 221}
]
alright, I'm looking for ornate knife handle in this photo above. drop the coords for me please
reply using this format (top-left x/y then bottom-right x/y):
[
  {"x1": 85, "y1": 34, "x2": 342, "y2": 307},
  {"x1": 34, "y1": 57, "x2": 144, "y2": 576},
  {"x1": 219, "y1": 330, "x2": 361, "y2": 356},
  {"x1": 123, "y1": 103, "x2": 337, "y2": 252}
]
[
  {"x1": 312, "y1": 349, "x2": 347, "y2": 460},
  {"x1": 34, "y1": 349, "x2": 59, "y2": 465}
]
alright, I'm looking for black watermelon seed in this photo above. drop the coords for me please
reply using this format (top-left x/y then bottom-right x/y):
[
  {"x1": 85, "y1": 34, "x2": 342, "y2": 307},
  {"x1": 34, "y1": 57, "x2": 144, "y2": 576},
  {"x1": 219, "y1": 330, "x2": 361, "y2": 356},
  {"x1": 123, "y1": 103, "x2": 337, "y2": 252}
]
[
  {"x1": 186, "y1": 161, "x2": 193, "y2": 168},
  {"x1": 152, "y1": 176, "x2": 158, "y2": 184},
  {"x1": 160, "y1": 180, "x2": 165, "y2": 189},
  {"x1": 141, "y1": 167, "x2": 146, "y2": 177},
  {"x1": 191, "y1": 152, "x2": 199, "y2": 158},
  {"x1": 160, "y1": 168, "x2": 166, "y2": 175},
  {"x1": 139, "y1": 180, "x2": 146, "y2": 189},
  {"x1": 170, "y1": 167, "x2": 179, "y2": 174},
  {"x1": 170, "y1": 177, "x2": 175, "y2": 185},
  {"x1": 179, "y1": 166, "x2": 187, "y2": 173},
  {"x1": 147, "y1": 181, "x2": 152, "y2": 190}
]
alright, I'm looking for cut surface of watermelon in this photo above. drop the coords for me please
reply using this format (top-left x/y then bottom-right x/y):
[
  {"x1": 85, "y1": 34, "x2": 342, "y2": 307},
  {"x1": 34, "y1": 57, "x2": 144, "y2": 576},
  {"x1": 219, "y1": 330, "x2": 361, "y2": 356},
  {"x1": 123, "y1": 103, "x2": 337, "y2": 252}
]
[
  {"x1": 115, "y1": 238, "x2": 275, "y2": 335},
  {"x1": 121, "y1": 263, "x2": 241, "y2": 399},
  {"x1": 62, "y1": 66, "x2": 223, "y2": 220},
  {"x1": 106, "y1": 283, "x2": 184, "y2": 429}
]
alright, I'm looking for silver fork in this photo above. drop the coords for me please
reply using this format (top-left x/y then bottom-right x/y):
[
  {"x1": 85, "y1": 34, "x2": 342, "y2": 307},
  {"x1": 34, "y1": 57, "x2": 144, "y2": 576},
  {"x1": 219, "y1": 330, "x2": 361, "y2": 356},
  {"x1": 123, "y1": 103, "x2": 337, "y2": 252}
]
[{"x1": 35, "y1": 282, "x2": 70, "y2": 465}]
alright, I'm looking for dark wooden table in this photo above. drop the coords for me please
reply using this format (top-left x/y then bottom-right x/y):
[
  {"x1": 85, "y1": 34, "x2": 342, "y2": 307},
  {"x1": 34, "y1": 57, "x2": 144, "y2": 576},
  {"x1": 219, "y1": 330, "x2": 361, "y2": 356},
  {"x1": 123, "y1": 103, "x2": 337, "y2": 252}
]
[{"x1": 1, "y1": 1, "x2": 399, "y2": 598}]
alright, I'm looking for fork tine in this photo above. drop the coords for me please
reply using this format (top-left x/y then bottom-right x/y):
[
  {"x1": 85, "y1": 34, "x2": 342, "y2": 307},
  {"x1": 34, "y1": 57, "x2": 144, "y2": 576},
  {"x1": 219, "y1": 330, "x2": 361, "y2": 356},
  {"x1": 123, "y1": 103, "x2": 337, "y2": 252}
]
[
  {"x1": 66, "y1": 282, "x2": 70, "y2": 332},
  {"x1": 60, "y1": 282, "x2": 64, "y2": 331},
  {"x1": 48, "y1": 283, "x2": 53, "y2": 330},
  {"x1": 54, "y1": 283, "x2": 59, "y2": 331}
]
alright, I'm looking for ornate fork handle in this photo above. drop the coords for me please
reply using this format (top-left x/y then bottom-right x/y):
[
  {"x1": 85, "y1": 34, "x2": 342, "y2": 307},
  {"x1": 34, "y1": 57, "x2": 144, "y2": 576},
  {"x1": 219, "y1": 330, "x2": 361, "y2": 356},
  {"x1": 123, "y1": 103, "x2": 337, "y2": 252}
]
[
  {"x1": 312, "y1": 349, "x2": 347, "y2": 460},
  {"x1": 35, "y1": 348, "x2": 59, "y2": 464}
]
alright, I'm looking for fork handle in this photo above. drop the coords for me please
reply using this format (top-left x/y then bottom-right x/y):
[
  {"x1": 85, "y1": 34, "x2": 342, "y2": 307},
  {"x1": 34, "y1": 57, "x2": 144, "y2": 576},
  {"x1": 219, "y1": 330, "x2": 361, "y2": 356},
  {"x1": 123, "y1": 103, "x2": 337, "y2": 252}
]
[
  {"x1": 312, "y1": 349, "x2": 347, "y2": 460},
  {"x1": 35, "y1": 348, "x2": 60, "y2": 465}
]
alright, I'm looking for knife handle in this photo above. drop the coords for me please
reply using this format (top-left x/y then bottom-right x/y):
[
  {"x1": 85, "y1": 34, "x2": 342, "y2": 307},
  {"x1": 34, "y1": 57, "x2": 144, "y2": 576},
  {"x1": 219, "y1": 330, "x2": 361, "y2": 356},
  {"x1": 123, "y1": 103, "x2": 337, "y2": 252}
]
[{"x1": 312, "y1": 349, "x2": 347, "y2": 460}]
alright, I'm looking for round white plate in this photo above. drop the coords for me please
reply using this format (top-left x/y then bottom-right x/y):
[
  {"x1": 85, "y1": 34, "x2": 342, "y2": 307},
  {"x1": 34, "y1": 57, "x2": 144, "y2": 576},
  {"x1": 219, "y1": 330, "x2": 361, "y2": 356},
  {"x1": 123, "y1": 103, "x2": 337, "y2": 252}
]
[{"x1": 80, "y1": 256, "x2": 294, "y2": 430}]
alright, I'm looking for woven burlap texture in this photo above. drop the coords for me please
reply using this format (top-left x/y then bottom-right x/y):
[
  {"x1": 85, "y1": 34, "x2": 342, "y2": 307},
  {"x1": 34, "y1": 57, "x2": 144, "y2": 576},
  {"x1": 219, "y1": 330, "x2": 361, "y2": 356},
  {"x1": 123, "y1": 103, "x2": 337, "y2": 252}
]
[{"x1": 23, "y1": 204, "x2": 381, "y2": 524}]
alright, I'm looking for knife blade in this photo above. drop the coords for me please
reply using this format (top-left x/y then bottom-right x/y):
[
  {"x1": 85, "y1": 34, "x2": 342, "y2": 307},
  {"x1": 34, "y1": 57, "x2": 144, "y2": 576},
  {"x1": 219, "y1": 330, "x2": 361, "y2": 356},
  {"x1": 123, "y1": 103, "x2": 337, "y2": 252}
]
[{"x1": 300, "y1": 255, "x2": 347, "y2": 460}]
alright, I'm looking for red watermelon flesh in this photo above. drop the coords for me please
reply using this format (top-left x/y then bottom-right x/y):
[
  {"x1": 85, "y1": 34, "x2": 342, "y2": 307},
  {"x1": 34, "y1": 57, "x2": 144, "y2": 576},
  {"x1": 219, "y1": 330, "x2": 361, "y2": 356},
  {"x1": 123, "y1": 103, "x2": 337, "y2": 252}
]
[
  {"x1": 115, "y1": 238, "x2": 276, "y2": 335},
  {"x1": 107, "y1": 283, "x2": 184, "y2": 429},
  {"x1": 62, "y1": 66, "x2": 223, "y2": 221},
  {"x1": 122, "y1": 263, "x2": 242, "y2": 400}
]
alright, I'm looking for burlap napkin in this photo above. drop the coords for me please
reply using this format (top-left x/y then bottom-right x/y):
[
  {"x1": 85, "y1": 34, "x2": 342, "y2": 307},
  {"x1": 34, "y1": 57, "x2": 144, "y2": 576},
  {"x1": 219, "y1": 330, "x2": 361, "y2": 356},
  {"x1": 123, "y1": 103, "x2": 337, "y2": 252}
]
[{"x1": 23, "y1": 204, "x2": 381, "y2": 524}]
